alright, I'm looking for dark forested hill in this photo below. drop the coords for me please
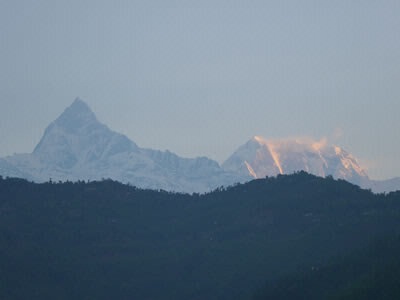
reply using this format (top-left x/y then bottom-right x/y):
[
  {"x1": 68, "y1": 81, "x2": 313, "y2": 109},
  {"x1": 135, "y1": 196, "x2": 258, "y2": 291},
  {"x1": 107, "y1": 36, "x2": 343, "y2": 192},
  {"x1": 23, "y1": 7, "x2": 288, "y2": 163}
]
[
  {"x1": 253, "y1": 235, "x2": 400, "y2": 300},
  {"x1": 1, "y1": 172, "x2": 400, "y2": 299}
]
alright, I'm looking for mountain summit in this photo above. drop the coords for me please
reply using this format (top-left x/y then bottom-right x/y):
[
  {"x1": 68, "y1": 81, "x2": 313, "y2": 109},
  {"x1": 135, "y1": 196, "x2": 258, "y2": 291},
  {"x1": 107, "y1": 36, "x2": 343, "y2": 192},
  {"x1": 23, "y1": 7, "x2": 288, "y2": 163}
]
[
  {"x1": 1, "y1": 99, "x2": 399, "y2": 192},
  {"x1": 32, "y1": 98, "x2": 137, "y2": 169},
  {"x1": 51, "y1": 97, "x2": 98, "y2": 131},
  {"x1": 222, "y1": 136, "x2": 369, "y2": 185},
  {"x1": 3, "y1": 98, "x2": 241, "y2": 192}
]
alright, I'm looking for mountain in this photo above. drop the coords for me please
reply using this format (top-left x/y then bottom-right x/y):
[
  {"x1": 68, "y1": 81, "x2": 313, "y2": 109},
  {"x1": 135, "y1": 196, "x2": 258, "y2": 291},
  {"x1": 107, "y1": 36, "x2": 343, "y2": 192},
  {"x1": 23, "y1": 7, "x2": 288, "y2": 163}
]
[
  {"x1": 1, "y1": 99, "x2": 399, "y2": 193},
  {"x1": 222, "y1": 136, "x2": 400, "y2": 193},
  {"x1": 1, "y1": 174, "x2": 400, "y2": 299},
  {"x1": 222, "y1": 136, "x2": 369, "y2": 186},
  {"x1": 2, "y1": 98, "x2": 243, "y2": 193},
  {"x1": 254, "y1": 234, "x2": 400, "y2": 300},
  {"x1": 0, "y1": 158, "x2": 33, "y2": 180}
]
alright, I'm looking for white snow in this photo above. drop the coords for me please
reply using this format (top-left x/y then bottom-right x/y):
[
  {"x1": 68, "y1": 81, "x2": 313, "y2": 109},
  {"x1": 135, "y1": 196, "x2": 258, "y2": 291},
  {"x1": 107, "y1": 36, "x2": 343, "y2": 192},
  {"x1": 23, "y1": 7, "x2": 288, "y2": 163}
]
[
  {"x1": 1, "y1": 99, "x2": 243, "y2": 193},
  {"x1": 222, "y1": 136, "x2": 369, "y2": 185},
  {"x1": 1, "y1": 100, "x2": 399, "y2": 193}
]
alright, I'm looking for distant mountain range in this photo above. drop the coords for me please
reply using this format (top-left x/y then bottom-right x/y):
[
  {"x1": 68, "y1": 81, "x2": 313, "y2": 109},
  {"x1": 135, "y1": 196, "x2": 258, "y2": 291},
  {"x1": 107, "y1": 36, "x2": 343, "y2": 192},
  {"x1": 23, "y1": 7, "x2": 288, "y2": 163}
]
[
  {"x1": 1, "y1": 98, "x2": 399, "y2": 193},
  {"x1": 223, "y1": 136, "x2": 368, "y2": 184}
]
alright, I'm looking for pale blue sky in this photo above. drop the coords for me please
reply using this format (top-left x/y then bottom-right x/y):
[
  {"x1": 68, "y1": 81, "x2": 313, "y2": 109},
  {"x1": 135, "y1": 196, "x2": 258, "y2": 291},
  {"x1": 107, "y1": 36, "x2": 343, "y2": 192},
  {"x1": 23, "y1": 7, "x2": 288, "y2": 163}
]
[{"x1": 1, "y1": 1, "x2": 399, "y2": 179}]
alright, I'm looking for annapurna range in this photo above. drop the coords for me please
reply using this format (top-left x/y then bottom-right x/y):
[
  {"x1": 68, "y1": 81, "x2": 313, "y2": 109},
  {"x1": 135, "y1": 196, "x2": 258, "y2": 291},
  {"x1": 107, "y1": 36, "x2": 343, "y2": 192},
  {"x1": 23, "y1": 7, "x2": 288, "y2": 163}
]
[{"x1": 1, "y1": 98, "x2": 398, "y2": 193}]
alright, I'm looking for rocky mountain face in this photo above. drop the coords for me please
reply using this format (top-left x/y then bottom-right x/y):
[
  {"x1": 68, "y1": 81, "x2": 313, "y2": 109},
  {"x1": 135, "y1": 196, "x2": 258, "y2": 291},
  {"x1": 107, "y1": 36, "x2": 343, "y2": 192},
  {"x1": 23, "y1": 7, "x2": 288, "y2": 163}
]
[
  {"x1": 3, "y1": 99, "x2": 244, "y2": 193},
  {"x1": 222, "y1": 136, "x2": 369, "y2": 186},
  {"x1": 1, "y1": 99, "x2": 398, "y2": 193},
  {"x1": 221, "y1": 136, "x2": 400, "y2": 193}
]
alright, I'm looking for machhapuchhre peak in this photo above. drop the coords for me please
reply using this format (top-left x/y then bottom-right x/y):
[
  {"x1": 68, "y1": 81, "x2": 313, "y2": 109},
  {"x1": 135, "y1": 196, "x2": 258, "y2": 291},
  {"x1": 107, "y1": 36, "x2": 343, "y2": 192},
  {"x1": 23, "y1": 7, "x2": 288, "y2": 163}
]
[{"x1": 0, "y1": 98, "x2": 398, "y2": 193}]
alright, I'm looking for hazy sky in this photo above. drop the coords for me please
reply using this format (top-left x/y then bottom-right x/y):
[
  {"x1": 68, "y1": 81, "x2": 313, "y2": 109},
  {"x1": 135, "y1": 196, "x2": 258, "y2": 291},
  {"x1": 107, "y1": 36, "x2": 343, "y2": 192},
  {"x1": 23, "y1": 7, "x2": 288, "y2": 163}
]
[{"x1": 1, "y1": 1, "x2": 399, "y2": 179}]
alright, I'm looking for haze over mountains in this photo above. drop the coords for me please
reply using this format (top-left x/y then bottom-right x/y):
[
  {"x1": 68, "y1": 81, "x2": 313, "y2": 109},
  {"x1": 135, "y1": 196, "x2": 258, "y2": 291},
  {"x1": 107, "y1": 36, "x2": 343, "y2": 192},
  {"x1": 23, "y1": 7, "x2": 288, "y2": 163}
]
[
  {"x1": 1, "y1": 99, "x2": 243, "y2": 193},
  {"x1": 223, "y1": 136, "x2": 368, "y2": 184},
  {"x1": 1, "y1": 98, "x2": 399, "y2": 193}
]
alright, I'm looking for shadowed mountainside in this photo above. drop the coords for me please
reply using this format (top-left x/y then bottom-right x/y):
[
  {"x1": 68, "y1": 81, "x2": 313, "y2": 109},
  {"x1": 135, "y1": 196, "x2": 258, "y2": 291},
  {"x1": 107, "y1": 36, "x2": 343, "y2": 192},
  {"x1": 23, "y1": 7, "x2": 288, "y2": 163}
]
[{"x1": 1, "y1": 172, "x2": 400, "y2": 299}]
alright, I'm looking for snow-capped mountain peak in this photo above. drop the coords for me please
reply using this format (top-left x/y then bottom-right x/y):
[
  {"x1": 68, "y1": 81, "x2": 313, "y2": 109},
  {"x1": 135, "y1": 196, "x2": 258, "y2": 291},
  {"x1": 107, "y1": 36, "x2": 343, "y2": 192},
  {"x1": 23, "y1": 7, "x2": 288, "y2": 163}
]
[
  {"x1": 2, "y1": 98, "x2": 242, "y2": 193},
  {"x1": 222, "y1": 136, "x2": 368, "y2": 184},
  {"x1": 32, "y1": 98, "x2": 138, "y2": 169},
  {"x1": 1, "y1": 99, "x2": 398, "y2": 193},
  {"x1": 53, "y1": 97, "x2": 98, "y2": 132}
]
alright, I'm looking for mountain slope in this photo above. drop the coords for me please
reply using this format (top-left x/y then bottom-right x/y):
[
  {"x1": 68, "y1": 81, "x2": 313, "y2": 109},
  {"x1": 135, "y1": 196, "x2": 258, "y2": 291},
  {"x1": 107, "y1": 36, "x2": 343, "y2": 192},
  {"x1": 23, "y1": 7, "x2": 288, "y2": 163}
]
[
  {"x1": 254, "y1": 235, "x2": 400, "y2": 300},
  {"x1": 1, "y1": 99, "x2": 399, "y2": 192},
  {"x1": 1, "y1": 174, "x2": 400, "y2": 299},
  {"x1": 222, "y1": 136, "x2": 369, "y2": 186},
  {"x1": 0, "y1": 158, "x2": 33, "y2": 180},
  {"x1": 2, "y1": 98, "x2": 242, "y2": 193},
  {"x1": 32, "y1": 98, "x2": 139, "y2": 167}
]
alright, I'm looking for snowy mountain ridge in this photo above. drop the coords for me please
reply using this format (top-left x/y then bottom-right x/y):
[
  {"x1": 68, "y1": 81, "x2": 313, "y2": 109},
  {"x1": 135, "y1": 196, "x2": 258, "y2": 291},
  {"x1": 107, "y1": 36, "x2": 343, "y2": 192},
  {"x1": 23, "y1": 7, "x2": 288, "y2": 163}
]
[
  {"x1": 1, "y1": 99, "x2": 398, "y2": 193},
  {"x1": 3, "y1": 99, "x2": 244, "y2": 193},
  {"x1": 222, "y1": 135, "x2": 368, "y2": 186}
]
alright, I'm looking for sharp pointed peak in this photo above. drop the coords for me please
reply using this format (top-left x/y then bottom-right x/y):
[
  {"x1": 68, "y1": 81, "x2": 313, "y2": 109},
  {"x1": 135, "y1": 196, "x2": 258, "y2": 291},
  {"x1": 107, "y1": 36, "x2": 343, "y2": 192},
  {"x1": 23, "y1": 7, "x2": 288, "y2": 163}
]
[
  {"x1": 50, "y1": 97, "x2": 99, "y2": 132},
  {"x1": 68, "y1": 97, "x2": 92, "y2": 111},
  {"x1": 66, "y1": 96, "x2": 94, "y2": 113}
]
